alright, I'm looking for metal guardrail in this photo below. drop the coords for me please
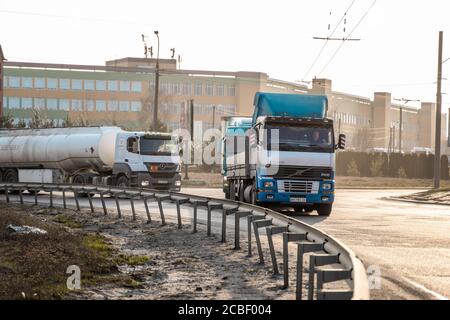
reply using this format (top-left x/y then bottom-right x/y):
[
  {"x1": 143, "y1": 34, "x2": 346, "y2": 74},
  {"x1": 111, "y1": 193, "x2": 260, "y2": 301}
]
[{"x1": 0, "y1": 182, "x2": 370, "y2": 300}]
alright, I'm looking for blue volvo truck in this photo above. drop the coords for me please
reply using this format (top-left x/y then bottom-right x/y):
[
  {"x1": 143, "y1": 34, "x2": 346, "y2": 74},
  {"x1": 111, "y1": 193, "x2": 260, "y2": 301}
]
[{"x1": 222, "y1": 92, "x2": 345, "y2": 216}]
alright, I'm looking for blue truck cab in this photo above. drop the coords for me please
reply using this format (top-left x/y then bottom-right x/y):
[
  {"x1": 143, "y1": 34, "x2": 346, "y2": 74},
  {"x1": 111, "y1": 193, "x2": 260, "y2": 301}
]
[{"x1": 222, "y1": 92, "x2": 345, "y2": 216}]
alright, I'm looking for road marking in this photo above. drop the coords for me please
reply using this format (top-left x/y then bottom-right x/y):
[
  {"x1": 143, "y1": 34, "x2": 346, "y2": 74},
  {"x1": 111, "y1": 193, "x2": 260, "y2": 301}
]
[{"x1": 402, "y1": 277, "x2": 448, "y2": 300}]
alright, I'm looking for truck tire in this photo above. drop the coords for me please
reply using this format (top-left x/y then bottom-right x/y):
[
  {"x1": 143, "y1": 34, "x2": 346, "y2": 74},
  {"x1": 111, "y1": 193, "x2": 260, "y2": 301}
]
[
  {"x1": 4, "y1": 169, "x2": 19, "y2": 194},
  {"x1": 73, "y1": 175, "x2": 91, "y2": 198},
  {"x1": 116, "y1": 175, "x2": 129, "y2": 188},
  {"x1": 250, "y1": 183, "x2": 257, "y2": 205},
  {"x1": 317, "y1": 204, "x2": 332, "y2": 217}
]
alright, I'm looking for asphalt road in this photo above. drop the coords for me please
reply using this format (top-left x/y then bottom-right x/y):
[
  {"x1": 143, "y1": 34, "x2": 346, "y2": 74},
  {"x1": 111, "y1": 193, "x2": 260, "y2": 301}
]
[
  {"x1": 182, "y1": 188, "x2": 450, "y2": 300},
  {"x1": 3, "y1": 187, "x2": 449, "y2": 300}
]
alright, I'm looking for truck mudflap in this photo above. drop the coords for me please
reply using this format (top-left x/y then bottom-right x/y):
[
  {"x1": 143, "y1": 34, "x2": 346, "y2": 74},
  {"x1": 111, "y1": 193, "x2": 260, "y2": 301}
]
[
  {"x1": 136, "y1": 172, "x2": 182, "y2": 192},
  {"x1": 256, "y1": 192, "x2": 334, "y2": 205}
]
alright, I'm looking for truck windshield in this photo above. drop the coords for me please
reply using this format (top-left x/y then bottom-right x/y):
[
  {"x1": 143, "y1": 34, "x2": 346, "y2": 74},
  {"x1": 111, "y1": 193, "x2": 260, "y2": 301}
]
[
  {"x1": 140, "y1": 137, "x2": 178, "y2": 156},
  {"x1": 266, "y1": 123, "x2": 334, "y2": 153}
]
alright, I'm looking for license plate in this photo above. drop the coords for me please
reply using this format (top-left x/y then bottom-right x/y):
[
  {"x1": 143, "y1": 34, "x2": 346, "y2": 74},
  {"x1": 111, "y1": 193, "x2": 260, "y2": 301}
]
[
  {"x1": 157, "y1": 180, "x2": 169, "y2": 184},
  {"x1": 291, "y1": 197, "x2": 307, "y2": 203}
]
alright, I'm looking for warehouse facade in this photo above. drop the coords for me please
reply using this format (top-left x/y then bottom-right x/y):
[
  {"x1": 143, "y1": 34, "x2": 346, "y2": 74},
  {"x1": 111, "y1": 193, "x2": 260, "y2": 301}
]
[{"x1": 0, "y1": 52, "x2": 448, "y2": 154}]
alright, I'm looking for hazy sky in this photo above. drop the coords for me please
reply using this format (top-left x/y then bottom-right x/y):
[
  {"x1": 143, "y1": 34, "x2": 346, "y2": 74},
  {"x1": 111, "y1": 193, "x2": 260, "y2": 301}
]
[{"x1": 1, "y1": 0, "x2": 450, "y2": 110}]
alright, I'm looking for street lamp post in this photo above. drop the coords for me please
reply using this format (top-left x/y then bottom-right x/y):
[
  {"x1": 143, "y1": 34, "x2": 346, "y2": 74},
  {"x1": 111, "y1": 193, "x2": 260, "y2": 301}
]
[
  {"x1": 152, "y1": 31, "x2": 160, "y2": 131},
  {"x1": 434, "y1": 31, "x2": 444, "y2": 189}
]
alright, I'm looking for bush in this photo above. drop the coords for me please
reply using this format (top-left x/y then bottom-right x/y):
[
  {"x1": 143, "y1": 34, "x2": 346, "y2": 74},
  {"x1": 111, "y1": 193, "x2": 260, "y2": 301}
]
[
  {"x1": 346, "y1": 159, "x2": 360, "y2": 177},
  {"x1": 370, "y1": 156, "x2": 384, "y2": 177},
  {"x1": 398, "y1": 167, "x2": 407, "y2": 179}
]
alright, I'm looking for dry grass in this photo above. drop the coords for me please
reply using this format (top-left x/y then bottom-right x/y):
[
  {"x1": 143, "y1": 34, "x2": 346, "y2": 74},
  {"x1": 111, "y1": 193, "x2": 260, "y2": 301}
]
[{"x1": 0, "y1": 204, "x2": 147, "y2": 300}]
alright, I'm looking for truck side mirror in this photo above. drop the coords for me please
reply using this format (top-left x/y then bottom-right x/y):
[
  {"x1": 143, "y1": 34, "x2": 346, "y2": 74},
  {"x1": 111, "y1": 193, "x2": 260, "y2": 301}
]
[{"x1": 337, "y1": 134, "x2": 346, "y2": 150}]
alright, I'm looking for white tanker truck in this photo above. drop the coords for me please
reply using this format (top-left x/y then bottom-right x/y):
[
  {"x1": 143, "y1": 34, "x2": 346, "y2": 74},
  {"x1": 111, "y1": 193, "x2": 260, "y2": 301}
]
[{"x1": 0, "y1": 126, "x2": 182, "y2": 191}]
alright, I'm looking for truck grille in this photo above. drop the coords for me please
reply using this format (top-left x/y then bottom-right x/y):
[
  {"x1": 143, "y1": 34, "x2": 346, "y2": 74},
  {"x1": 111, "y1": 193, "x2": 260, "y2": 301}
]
[
  {"x1": 274, "y1": 166, "x2": 333, "y2": 180},
  {"x1": 277, "y1": 180, "x2": 320, "y2": 194}
]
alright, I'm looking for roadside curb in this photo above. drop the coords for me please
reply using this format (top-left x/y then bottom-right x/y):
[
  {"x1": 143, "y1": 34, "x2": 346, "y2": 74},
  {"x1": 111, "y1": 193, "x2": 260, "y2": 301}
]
[{"x1": 383, "y1": 197, "x2": 450, "y2": 207}]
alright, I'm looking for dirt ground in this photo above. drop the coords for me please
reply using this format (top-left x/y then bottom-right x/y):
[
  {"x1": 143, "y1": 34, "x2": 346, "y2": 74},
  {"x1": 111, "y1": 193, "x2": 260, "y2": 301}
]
[
  {"x1": 391, "y1": 188, "x2": 450, "y2": 205},
  {"x1": 0, "y1": 202, "x2": 305, "y2": 300}
]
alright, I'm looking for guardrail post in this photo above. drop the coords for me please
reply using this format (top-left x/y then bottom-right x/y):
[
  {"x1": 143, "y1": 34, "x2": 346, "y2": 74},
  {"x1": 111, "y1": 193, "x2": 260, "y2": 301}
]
[
  {"x1": 5, "y1": 185, "x2": 10, "y2": 203},
  {"x1": 234, "y1": 210, "x2": 253, "y2": 250},
  {"x1": 143, "y1": 194, "x2": 155, "y2": 223},
  {"x1": 99, "y1": 191, "x2": 109, "y2": 216},
  {"x1": 282, "y1": 232, "x2": 308, "y2": 289},
  {"x1": 62, "y1": 189, "x2": 67, "y2": 209},
  {"x1": 252, "y1": 219, "x2": 273, "y2": 264},
  {"x1": 294, "y1": 241, "x2": 325, "y2": 299},
  {"x1": 266, "y1": 226, "x2": 289, "y2": 275},
  {"x1": 130, "y1": 195, "x2": 137, "y2": 221},
  {"x1": 49, "y1": 189, "x2": 54, "y2": 208},
  {"x1": 221, "y1": 207, "x2": 239, "y2": 243},
  {"x1": 207, "y1": 203, "x2": 223, "y2": 236},
  {"x1": 190, "y1": 200, "x2": 209, "y2": 234},
  {"x1": 114, "y1": 193, "x2": 122, "y2": 218},
  {"x1": 315, "y1": 268, "x2": 353, "y2": 300},
  {"x1": 33, "y1": 188, "x2": 38, "y2": 206},
  {"x1": 308, "y1": 254, "x2": 340, "y2": 300},
  {"x1": 247, "y1": 215, "x2": 265, "y2": 257},
  {"x1": 19, "y1": 187, "x2": 24, "y2": 205},
  {"x1": 85, "y1": 190, "x2": 94, "y2": 213},
  {"x1": 156, "y1": 195, "x2": 171, "y2": 226}
]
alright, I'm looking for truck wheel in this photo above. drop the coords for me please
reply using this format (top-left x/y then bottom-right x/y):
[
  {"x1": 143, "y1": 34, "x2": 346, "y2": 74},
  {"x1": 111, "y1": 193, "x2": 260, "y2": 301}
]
[
  {"x1": 317, "y1": 204, "x2": 332, "y2": 217},
  {"x1": 116, "y1": 175, "x2": 129, "y2": 188},
  {"x1": 4, "y1": 169, "x2": 18, "y2": 183},
  {"x1": 73, "y1": 175, "x2": 91, "y2": 198}
]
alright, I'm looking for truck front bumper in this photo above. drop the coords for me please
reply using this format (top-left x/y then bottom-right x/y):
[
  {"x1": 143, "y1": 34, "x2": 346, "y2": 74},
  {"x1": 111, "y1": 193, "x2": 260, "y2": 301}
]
[
  {"x1": 256, "y1": 192, "x2": 334, "y2": 205},
  {"x1": 137, "y1": 173, "x2": 182, "y2": 192}
]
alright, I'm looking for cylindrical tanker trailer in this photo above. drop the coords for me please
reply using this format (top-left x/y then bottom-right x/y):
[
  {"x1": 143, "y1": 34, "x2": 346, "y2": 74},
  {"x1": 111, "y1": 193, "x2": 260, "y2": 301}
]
[{"x1": 0, "y1": 126, "x2": 182, "y2": 191}]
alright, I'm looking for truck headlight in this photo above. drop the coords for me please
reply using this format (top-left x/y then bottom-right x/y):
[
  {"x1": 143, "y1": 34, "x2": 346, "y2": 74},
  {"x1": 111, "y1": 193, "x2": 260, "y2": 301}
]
[
  {"x1": 264, "y1": 181, "x2": 274, "y2": 188},
  {"x1": 141, "y1": 181, "x2": 150, "y2": 187},
  {"x1": 175, "y1": 180, "x2": 181, "y2": 187},
  {"x1": 322, "y1": 183, "x2": 332, "y2": 190}
]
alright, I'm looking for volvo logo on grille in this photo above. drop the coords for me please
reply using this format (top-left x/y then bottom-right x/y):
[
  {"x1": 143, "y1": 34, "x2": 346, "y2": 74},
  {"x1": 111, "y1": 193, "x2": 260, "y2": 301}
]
[
  {"x1": 159, "y1": 163, "x2": 166, "y2": 169},
  {"x1": 287, "y1": 168, "x2": 312, "y2": 178}
]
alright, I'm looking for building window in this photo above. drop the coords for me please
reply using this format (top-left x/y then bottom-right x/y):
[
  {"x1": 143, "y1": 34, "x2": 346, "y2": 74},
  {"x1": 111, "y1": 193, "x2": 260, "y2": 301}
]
[
  {"x1": 72, "y1": 79, "x2": 82, "y2": 90},
  {"x1": 172, "y1": 83, "x2": 181, "y2": 96},
  {"x1": 9, "y1": 76, "x2": 20, "y2": 88},
  {"x1": 8, "y1": 97, "x2": 21, "y2": 109},
  {"x1": 120, "y1": 81, "x2": 130, "y2": 92},
  {"x1": 71, "y1": 100, "x2": 83, "y2": 111},
  {"x1": 205, "y1": 84, "x2": 214, "y2": 96},
  {"x1": 47, "y1": 99, "x2": 58, "y2": 110},
  {"x1": 85, "y1": 100, "x2": 95, "y2": 112},
  {"x1": 182, "y1": 83, "x2": 192, "y2": 96},
  {"x1": 131, "y1": 101, "x2": 142, "y2": 112},
  {"x1": 119, "y1": 101, "x2": 130, "y2": 112},
  {"x1": 47, "y1": 78, "x2": 58, "y2": 90},
  {"x1": 34, "y1": 98, "x2": 46, "y2": 109},
  {"x1": 227, "y1": 86, "x2": 236, "y2": 97},
  {"x1": 96, "y1": 80, "x2": 106, "y2": 91},
  {"x1": 108, "y1": 80, "x2": 118, "y2": 92},
  {"x1": 216, "y1": 84, "x2": 224, "y2": 96},
  {"x1": 3, "y1": 76, "x2": 8, "y2": 88},
  {"x1": 35, "y1": 78, "x2": 46, "y2": 89},
  {"x1": 60, "y1": 79, "x2": 70, "y2": 90},
  {"x1": 60, "y1": 99, "x2": 70, "y2": 111},
  {"x1": 84, "y1": 80, "x2": 95, "y2": 91},
  {"x1": 21, "y1": 97, "x2": 33, "y2": 109},
  {"x1": 131, "y1": 81, "x2": 142, "y2": 93},
  {"x1": 22, "y1": 77, "x2": 33, "y2": 88},
  {"x1": 194, "y1": 83, "x2": 203, "y2": 96},
  {"x1": 96, "y1": 100, "x2": 106, "y2": 112},
  {"x1": 108, "y1": 100, "x2": 119, "y2": 112},
  {"x1": 2, "y1": 97, "x2": 7, "y2": 108}
]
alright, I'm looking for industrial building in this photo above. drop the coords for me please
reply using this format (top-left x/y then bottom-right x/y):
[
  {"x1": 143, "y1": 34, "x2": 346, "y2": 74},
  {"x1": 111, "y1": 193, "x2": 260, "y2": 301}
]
[{"x1": 0, "y1": 44, "x2": 448, "y2": 154}]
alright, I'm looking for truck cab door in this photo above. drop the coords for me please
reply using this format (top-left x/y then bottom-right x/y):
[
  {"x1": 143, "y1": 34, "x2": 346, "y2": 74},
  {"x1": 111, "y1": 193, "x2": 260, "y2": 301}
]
[{"x1": 125, "y1": 136, "x2": 144, "y2": 170}]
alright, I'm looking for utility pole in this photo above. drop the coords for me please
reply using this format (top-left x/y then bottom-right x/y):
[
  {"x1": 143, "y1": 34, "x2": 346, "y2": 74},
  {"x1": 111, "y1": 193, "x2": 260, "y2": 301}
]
[
  {"x1": 184, "y1": 99, "x2": 194, "y2": 180},
  {"x1": 152, "y1": 31, "x2": 160, "y2": 131},
  {"x1": 392, "y1": 125, "x2": 396, "y2": 153},
  {"x1": 212, "y1": 105, "x2": 216, "y2": 129},
  {"x1": 434, "y1": 31, "x2": 443, "y2": 189},
  {"x1": 399, "y1": 108, "x2": 403, "y2": 153}
]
